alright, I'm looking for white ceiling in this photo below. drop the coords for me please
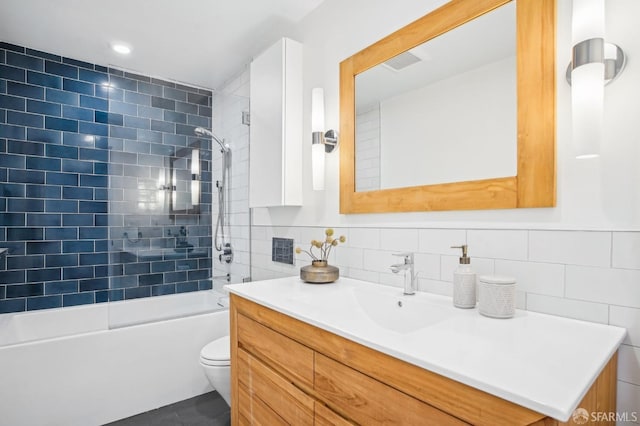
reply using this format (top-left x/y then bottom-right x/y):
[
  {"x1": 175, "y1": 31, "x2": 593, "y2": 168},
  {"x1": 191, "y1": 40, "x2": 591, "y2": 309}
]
[{"x1": 0, "y1": 0, "x2": 325, "y2": 89}]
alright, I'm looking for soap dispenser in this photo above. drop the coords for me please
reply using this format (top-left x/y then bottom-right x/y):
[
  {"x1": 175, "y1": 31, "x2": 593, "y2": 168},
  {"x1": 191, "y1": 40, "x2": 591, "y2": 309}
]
[{"x1": 451, "y1": 245, "x2": 476, "y2": 309}]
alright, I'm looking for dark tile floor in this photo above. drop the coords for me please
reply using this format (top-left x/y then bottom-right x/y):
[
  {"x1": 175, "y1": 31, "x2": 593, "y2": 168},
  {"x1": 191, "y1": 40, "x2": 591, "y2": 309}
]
[{"x1": 105, "y1": 392, "x2": 230, "y2": 426}]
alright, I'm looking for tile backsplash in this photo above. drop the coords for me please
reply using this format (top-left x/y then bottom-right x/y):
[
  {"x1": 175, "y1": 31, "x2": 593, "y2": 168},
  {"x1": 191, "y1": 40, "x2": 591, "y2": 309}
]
[{"x1": 251, "y1": 225, "x2": 640, "y2": 418}]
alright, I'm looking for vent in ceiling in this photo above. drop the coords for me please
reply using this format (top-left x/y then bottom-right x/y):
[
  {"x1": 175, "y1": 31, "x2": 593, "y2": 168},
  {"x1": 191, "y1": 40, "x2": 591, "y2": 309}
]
[{"x1": 382, "y1": 51, "x2": 422, "y2": 71}]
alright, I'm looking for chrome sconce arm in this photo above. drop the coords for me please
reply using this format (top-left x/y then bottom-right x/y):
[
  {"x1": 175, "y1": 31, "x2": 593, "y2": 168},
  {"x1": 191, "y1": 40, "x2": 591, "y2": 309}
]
[
  {"x1": 565, "y1": 38, "x2": 626, "y2": 86},
  {"x1": 312, "y1": 129, "x2": 338, "y2": 154}
]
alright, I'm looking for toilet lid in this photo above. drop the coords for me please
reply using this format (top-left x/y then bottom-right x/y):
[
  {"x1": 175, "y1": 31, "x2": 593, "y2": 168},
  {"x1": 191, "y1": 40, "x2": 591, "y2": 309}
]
[{"x1": 200, "y1": 335, "x2": 230, "y2": 363}]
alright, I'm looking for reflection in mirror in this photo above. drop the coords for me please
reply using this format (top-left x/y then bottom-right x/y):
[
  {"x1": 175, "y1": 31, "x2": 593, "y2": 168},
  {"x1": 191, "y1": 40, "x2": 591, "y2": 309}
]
[
  {"x1": 340, "y1": 0, "x2": 555, "y2": 213},
  {"x1": 355, "y1": 2, "x2": 516, "y2": 192},
  {"x1": 168, "y1": 142, "x2": 201, "y2": 215}
]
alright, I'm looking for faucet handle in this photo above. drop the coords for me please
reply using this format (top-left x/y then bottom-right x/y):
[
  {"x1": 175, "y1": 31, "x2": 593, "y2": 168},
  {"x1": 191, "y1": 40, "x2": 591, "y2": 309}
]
[{"x1": 392, "y1": 252, "x2": 414, "y2": 262}]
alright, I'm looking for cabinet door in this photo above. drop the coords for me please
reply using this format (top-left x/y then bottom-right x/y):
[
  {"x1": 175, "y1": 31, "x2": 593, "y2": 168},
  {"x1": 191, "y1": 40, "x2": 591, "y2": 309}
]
[
  {"x1": 315, "y1": 353, "x2": 468, "y2": 425},
  {"x1": 238, "y1": 348, "x2": 314, "y2": 425},
  {"x1": 249, "y1": 37, "x2": 302, "y2": 207}
]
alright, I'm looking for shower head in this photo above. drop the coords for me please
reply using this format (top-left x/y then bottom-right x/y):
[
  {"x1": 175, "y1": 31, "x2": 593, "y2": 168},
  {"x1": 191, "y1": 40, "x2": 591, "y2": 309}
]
[{"x1": 194, "y1": 127, "x2": 230, "y2": 153}]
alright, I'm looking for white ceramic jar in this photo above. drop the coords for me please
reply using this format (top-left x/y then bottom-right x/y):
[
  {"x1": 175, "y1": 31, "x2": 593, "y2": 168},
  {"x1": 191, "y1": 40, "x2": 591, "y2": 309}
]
[{"x1": 478, "y1": 275, "x2": 516, "y2": 319}]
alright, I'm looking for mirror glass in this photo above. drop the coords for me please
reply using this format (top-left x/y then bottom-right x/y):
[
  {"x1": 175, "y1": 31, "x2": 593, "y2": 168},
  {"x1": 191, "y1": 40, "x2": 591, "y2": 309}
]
[
  {"x1": 168, "y1": 143, "x2": 201, "y2": 215},
  {"x1": 354, "y1": 2, "x2": 516, "y2": 192}
]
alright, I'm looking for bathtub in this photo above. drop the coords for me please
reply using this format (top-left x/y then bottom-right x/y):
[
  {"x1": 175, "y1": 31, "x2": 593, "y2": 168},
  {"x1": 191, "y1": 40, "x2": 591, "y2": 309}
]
[{"x1": 0, "y1": 290, "x2": 229, "y2": 426}]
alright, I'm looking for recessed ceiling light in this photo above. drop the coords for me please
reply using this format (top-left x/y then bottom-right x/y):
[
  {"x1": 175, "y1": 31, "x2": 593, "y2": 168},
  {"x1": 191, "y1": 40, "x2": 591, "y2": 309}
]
[{"x1": 111, "y1": 43, "x2": 131, "y2": 55}]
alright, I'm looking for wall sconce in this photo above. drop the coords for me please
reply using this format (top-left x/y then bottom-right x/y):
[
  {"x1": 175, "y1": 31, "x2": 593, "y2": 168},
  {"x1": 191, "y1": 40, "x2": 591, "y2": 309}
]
[
  {"x1": 159, "y1": 169, "x2": 176, "y2": 190},
  {"x1": 311, "y1": 88, "x2": 338, "y2": 191},
  {"x1": 567, "y1": 0, "x2": 625, "y2": 159},
  {"x1": 191, "y1": 148, "x2": 200, "y2": 206},
  {"x1": 172, "y1": 169, "x2": 177, "y2": 207}
]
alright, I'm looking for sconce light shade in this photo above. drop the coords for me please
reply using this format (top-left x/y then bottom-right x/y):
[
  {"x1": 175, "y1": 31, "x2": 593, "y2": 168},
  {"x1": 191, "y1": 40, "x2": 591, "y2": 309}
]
[
  {"x1": 191, "y1": 148, "x2": 200, "y2": 205},
  {"x1": 572, "y1": 62, "x2": 604, "y2": 159},
  {"x1": 311, "y1": 87, "x2": 338, "y2": 191},
  {"x1": 158, "y1": 168, "x2": 166, "y2": 188},
  {"x1": 191, "y1": 149, "x2": 200, "y2": 175},
  {"x1": 311, "y1": 87, "x2": 326, "y2": 191},
  {"x1": 571, "y1": 0, "x2": 605, "y2": 159},
  {"x1": 172, "y1": 169, "x2": 177, "y2": 206},
  {"x1": 157, "y1": 169, "x2": 166, "y2": 204},
  {"x1": 191, "y1": 180, "x2": 200, "y2": 206}
]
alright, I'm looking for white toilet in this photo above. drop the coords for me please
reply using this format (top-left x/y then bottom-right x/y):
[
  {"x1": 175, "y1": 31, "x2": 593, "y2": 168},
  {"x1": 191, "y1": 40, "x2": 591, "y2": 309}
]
[{"x1": 200, "y1": 335, "x2": 231, "y2": 406}]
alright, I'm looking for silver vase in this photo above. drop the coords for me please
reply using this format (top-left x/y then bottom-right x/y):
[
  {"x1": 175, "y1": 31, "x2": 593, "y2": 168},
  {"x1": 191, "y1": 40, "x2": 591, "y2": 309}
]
[{"x1": 300, "y1": 260, "x2": 339, "y2": 284}]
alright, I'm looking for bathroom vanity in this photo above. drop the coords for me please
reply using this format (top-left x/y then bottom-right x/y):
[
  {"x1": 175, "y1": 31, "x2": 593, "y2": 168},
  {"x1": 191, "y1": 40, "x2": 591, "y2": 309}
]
[{"x1": 226, "y1": 277, "x2": 625, "y2": 425}]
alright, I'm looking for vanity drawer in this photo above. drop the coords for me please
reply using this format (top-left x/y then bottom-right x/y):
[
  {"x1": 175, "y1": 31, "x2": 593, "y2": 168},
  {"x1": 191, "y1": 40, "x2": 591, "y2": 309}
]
[
  {"x1": 315, "y1": 353, "x2": 468, "y2": 425},
  {"x1": 238, "y1": 348, "x2": 314, "y2": 425},
  {"x1": 315, "y1": 401, "x2": 354, "y2": 426},
  {"x1": 238, "y1": 383, "x2": 287, "y2": 426},
  {"x1": 237, "y1": 312, "x2": 314, "y2": 389}
]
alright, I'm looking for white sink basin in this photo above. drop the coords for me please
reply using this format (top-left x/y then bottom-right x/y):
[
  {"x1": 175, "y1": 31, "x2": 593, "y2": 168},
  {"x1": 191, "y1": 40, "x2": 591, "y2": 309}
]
[
  {"x1": 351, "y1": 287, "x2": 448, "y2": 333},
  {"x1": 284, "y1": 282, "x2": 449, "y2": 334}
]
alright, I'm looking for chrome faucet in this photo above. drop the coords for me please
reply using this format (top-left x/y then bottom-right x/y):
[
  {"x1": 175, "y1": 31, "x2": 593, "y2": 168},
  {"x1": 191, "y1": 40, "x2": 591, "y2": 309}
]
[{"x1": 390, "y1": 252, "x2": 416, "y2": 295}]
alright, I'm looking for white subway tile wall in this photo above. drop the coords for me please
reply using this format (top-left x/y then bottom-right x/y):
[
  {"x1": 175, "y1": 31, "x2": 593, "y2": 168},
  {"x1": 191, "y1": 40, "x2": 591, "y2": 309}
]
[
  {"x1": 212, "y1": 67, "x2": 251, "y2": 286},
  {"x1": 418, "y1": 228, "x2": 466, "y2": 255},
  {"x1": 349, "y1": 227, "x2": 380, "y2": 249},
  {"x1": 355, "y1": 103, "x2": 381, "y2": 192},
  {"x1": 380, "y1": 228, "x2": 419, "y2": 252},
  {"x1": 467, "y1": 229, "x2": 528, "y2": 261},
  {"x1": 250, "y1": 226, "x2": 640, "y2": 417},
  {"x1": 613, "y1": 232, "x2": 640, "y2": 270},
  {"x1": 525, "y1": 293, "x2": 610, "y2": 324},
  {"x1": 619, "y1": 346, "x2": 640, "y2": 388},
  {"x1": 610, "y1": 306, "x2": 640, "y2": 347},
  {"x1": 529, "y1": 230, "x2": 612, "y2": 267},
  {"x1": 494, "y1": 260, "x2": 565, "y2": 297},
  {"x1": 413, "y1": 253, "x2": 440, "y2": 280},
  {"x1": 617, "y1": 381, "x2": 640, "y2": 422},
  {"x1": 566, "y1": 266, "x2": 640, "y2": 308}
]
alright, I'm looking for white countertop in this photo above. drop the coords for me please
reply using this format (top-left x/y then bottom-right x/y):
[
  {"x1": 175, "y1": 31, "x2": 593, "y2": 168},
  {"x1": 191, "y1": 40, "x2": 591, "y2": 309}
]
[{"x1": 226, "y1": 276, "x2": 626, "y2": 421}]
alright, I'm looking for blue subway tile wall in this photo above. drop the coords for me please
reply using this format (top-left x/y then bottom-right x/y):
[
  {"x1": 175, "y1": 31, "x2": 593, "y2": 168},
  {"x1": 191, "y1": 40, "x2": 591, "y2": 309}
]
[{"x1": 0, "y1": 42, "x2": 213, "y2": 313}]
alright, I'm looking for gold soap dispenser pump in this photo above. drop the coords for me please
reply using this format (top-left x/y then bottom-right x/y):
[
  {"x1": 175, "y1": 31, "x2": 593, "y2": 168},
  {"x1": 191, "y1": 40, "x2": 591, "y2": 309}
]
[{"x1": 451, "y1": 245, "x2": 476, "y2": 309}]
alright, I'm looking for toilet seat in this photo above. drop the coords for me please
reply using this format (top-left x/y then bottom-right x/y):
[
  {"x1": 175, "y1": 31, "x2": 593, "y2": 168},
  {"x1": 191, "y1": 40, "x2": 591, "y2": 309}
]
[{"x1": 200, "y1": 335, "x2": 230, "y2": 367}]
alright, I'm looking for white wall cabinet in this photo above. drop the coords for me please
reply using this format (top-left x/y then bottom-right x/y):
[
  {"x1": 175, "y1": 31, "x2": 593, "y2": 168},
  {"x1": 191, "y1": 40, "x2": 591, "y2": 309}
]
[{"x1": 249, "y1": 38, "x2": 303, "y2": 207}]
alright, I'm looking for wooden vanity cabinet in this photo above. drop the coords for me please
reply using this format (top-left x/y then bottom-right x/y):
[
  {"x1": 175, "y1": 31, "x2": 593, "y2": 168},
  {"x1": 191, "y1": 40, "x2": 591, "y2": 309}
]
[{"x1": 230, "y1": 294, "x2": 617, "y2": 426}]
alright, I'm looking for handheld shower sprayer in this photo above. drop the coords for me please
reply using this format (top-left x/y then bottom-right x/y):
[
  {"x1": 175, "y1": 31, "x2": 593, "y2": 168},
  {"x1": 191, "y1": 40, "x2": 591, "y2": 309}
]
[
  {"x1": 194, "y1": 127, "x2": 230, "y2": 153},
  {"x1": 194, "y1": 127, "x2": 232, "y2": 263}
]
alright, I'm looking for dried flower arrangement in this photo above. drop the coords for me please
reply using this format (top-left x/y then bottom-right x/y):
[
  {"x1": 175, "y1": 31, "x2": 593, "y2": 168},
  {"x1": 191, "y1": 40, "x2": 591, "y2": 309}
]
[{"x1": 295, "y1": 228, "x2": 346, "y2": 262}]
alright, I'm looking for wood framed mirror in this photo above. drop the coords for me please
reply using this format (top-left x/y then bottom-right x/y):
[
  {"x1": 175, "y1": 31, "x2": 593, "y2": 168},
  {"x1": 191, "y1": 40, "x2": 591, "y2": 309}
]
[{"x1": 339, "y1": 0, "x2": 556, "y2": 213}]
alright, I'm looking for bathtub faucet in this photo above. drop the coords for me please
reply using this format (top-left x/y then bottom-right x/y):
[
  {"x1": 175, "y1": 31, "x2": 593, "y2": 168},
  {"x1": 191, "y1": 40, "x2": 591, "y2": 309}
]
[{"x1": 390, "y1": 252, "x2": 416, "y2": 295}]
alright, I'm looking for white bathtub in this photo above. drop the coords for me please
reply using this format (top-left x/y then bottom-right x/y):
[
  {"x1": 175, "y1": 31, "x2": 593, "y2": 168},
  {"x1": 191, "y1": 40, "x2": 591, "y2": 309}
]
[{"x1": 0, "y1": 290, "x2": 230, "y2": 426}]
